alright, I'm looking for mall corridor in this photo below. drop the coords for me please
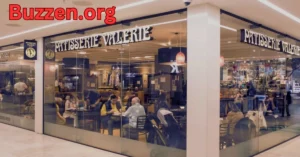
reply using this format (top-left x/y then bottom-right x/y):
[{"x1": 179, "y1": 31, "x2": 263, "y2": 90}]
[
  {"x1": 256, "y1": 136, "x2": 300, "y2": 157},
  {"x1": 0, "y1": 123, "x2": 124, "y2": 157}
]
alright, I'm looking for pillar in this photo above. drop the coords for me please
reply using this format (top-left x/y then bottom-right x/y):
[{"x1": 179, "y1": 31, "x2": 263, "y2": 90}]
[
  {"x1": 35, "y1": 38, "x2": 44, "y2": 134},
  {"x1": 187, "y1": 4, "x2": 220, "y2": 157}
]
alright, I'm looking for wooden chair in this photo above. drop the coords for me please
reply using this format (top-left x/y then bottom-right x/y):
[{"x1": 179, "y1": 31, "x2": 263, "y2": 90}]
[{"x1": 56, "y1": 104, "x2": 66, "y2": 125}]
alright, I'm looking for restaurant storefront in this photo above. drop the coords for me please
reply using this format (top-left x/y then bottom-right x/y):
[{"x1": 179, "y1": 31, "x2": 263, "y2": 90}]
[
  {"x1": 0, "y1": 3, "x2": 299, "y2": 157},
  {"x1": 0, "y1": 43, "x2": 36, "y2": 131},
  {"x1": 43, "y1": 10, "x2": 187, "y2": 157}
]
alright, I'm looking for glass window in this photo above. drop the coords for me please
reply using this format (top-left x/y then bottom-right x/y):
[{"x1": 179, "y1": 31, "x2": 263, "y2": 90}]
[
  {"x1": 220, "y1": 13, "x2": 300, "y2": 157},
  {"x1": 43, "y1": 12, "x2": 187, "y2": 157},
  {"x1": 0, "y1": 44, "x2": 35, "y2": 131}
]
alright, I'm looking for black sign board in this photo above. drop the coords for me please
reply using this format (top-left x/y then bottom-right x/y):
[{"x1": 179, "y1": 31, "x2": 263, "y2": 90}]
[{"x1": 24, "y1": 40, "x2": 37, "y2": 60}]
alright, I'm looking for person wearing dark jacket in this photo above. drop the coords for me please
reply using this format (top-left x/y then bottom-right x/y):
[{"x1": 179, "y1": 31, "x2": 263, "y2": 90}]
[
  {"x1": 101, "y1": 95, "x2": 123, "y2": 135},
  {"x1": 286, "y1": 91, "x2": 292, "y2": 117}
]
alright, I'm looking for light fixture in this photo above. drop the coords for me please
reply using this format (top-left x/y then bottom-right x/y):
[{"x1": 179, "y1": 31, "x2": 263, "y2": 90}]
[
  {"x1": 253, "y1": 50, "x2": 256, "y2": 52},
  {"x1": 176, "y1": 52, "x2": 185, "y2": 65},
  {"x1": 49, "y1": 65, "x2": 56, "y2": 72},
  {"x1": 168, "y1": 41, "x2": 172, "y2": 46},
  {"x1": 0, "y1": 47, "x2": 23, "y2": 53},
  {"x1": 258, "y1": 0, "x2": 300, "y2": 23},
  {"x1": 132, "y1": 57, "x2": 141, "y2": 59},
  {"x1": 78, "y1": 51, "x2": 87, "y2": 55},
  {"x1": 227, "y1": 41, "x2": 232, "y2": 44},
  {"x1": 220, "y1": 25, "x2": 237, "y2": 32},
  {"x1": 144, "y1": 56, "x2": 153, "y2": 58},
  {"x1": 220, "y1": 56, "x2": 225, "y2": 67},
  {"x1": 0, "y1": 0, "x2": 156, "y2": 41}
]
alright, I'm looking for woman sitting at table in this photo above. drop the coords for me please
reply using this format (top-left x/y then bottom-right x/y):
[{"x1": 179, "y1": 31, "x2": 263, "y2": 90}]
[{"x1": 63, "y1": 94, "x2": 78, "y2": 127}]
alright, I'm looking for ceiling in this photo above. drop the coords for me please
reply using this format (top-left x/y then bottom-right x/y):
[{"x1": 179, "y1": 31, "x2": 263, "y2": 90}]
[
  {"x1": 0, "y1": 0, "x2": 299, "y2": 64},
  {"x1": 0, "y1": 0, "x2": 299, "y2": 47}
]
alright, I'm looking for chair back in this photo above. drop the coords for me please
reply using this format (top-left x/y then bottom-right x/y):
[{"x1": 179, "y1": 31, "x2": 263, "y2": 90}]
[
  {"x1": 234, "y1": 117, "x2": 256, "y2": 143},
  {"x1": 137, "y1": 115, "x2": 147, "y2": 130}
]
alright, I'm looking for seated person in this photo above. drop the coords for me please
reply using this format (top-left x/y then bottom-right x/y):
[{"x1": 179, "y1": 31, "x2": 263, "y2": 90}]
[
  {"x1": 154, "y1": 93, "x2": 182, "y2": 148},
  {"x1": 14, "y1": 78, "x2": 28, "y2": 95},
  {"x1": 226, "y1": 103, "x2": 244, "y2": 135},
  {"x1": 125, "y1": 92, "x2": 137, "y2": 111},
  {"x1": 101, "y1": 95, "x2": 123, "y2": 135},
  {"x1": 122, "y1": 97, "x2": 146, "y2": 139},
  {"x1": 90, "y1": 95, "x2": 102, "y2": 111},
  {"x1": 63, "y1": 95, "x2": 78, "y2": 127}
]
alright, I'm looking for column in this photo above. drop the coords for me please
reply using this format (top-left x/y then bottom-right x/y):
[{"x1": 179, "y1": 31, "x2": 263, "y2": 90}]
[
  {"x1": 35, "y1": 38, "x2": 44, "y2": 134},
  {"x1": 187, "y1": 4, "x2": 220, "y2": 157}
]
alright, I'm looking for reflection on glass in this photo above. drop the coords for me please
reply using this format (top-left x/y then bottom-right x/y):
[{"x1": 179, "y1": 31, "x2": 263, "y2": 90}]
[
  {"x1": 0, "y1": 45, "x2": 35, "y2": 131},
  {"x1": 220, "y1": 13, "x2": 300, "y2": 157}
]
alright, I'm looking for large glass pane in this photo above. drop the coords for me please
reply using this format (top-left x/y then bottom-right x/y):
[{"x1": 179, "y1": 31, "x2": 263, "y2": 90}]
[
  {"x1": 220, "y1": 13, "x2": 300, "y2": 157},
  {"x1": 43, "y1": 12, "x2": 187, "y2": 156},
  {"x1": 0, "y1": 44, "x2": 35, "y2": 131}
]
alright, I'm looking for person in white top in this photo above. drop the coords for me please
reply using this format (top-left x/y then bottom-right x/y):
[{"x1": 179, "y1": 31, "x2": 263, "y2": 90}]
[
  {"x1": 0, "y1": 92, "x2": 3, "y2": 109},
  {"x1": 122, "y1": 97, "x2": 146, "y2": 139},
  {"x1": 14, "y1": 79, "x2": 28, "y2": 95},
  {"x1": 63, "y1": 95, "x2": 78, "y2": 127}
]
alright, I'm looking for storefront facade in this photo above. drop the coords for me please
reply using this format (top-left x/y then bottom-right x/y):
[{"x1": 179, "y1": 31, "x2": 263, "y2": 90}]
[
  {"x1": 0, "y1": 42, "x2": 35, "y2": 131},
  {"x1": 1, "y1": 3, "x2": 300, "y2": 157}
]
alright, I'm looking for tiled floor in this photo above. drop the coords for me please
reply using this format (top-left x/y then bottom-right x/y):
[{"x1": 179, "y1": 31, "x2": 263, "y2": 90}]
[
  {"x1": 0, "y1": 123, "x2": 125, "y2": 157},
  {"x1": 255, "y1": 136, "x2": 300, "y2": 157}
]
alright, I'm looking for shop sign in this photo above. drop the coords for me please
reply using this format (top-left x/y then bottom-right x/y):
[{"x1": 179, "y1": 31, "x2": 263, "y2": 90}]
[
  {"x1": 24, "y1": 40, "x2": 37, "y2": 60},
  {"x1": 170, "y1": 62, "x2": 179, "y2": 74},
  {"x1": 241, "y1": 29, "x2": 300, "y2": 55},
  {"x1": 54, "y1": 26, "x2": 153, "y2": 52}
]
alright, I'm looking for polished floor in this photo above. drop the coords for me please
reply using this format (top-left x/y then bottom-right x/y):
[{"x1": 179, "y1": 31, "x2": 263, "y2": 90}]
[
  {"x1": 0, "y1": 123, "x2": 125, "y2": 157},
  {"x1": 256, "y1": 136, "x2": 300, "y2": 157}
]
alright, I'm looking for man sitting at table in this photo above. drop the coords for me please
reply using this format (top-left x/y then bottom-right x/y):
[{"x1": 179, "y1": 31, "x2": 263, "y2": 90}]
[
  {"x1": 101, "y1": 95, "x2": 123, "y2": 135},
  {"x1": 122, "y1": 97, "x2": 146, "y2": 140}
]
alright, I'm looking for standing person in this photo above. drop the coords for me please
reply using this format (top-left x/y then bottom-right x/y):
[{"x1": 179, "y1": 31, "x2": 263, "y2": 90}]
[
  {"x1": 286, "y1": 91, "x2": 292, "y2": 117},
  {"x1": 0, "y1": 91, "x2": 3, "y2": 109},
  {"x1": 122, "y1": 97, "x2": 146, "y2": 139}
]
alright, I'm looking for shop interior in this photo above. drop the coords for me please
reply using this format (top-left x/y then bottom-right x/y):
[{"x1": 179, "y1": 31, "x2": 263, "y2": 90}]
[
  {"x1": 219, "y1": 13, "x2": 300, "y2": 152},
  {"x1": 0, "y1": 45, "x2": 35, "y2": 121},
  {"x1": 43, "y1": 12, "x2": 188, "y2": 153}
]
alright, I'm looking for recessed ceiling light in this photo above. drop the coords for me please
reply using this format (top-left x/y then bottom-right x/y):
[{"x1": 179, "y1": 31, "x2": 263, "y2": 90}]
[
  {"x1": 72, "y1": 0, "x2": 93, "y2": 6},
  {"x1": 253, "y1": 50, "x2": 256, "y2": 52},
  {"x1": 78, "y1": 51, "x2": 87, "y2": 54},
  {"x1": 168, "y1": 41, "x2": 172, "y2": 46},
  {"x1": 145, "y1": 56, "x2": 153, "y2": 58},
  {"x1": 258, "y1": 0, "x2": 300, "y2": 23},
  {"x1": 0, "y1": 47, "x2": 23, "y2": 53},
  {"x1": 220, "y1": 25, "x2": 237, "y2": 32},
  {"x1": 227, "y1": 41, "x2": 232, "y2": 44}
]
